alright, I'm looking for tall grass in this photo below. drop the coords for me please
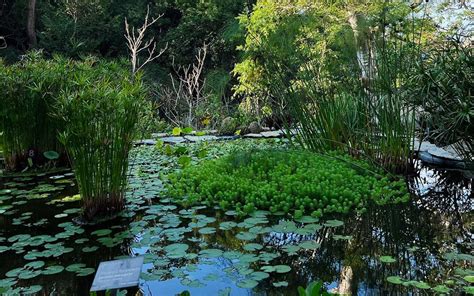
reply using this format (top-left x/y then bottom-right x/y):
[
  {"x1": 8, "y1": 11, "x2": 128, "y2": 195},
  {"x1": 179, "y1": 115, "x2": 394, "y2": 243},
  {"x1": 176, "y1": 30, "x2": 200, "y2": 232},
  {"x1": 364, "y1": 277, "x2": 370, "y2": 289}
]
[{"x1": 55, "y1": 60, "x2": 145, "y2": 220}]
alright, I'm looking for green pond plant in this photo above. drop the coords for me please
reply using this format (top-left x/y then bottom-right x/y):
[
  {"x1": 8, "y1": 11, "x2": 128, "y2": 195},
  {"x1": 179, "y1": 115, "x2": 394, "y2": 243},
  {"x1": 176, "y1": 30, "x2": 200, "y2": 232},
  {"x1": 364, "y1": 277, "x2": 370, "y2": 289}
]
[
  {"x1": 55, "y1": 60, "x2": 146, "y2": 220},
  {"x1": 167, "y1": 149, "x2": 409, "y2": 217},
  {"x1": 0, "y1": 51, "x2": 69, "y2": 170}
]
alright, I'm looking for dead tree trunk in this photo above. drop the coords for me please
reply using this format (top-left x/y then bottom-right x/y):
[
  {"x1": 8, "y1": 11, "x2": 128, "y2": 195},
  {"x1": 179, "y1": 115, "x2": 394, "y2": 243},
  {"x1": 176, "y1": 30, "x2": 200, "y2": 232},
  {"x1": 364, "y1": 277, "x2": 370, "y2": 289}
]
[{"x1": 27, "y1": 0, "x2": 37, "y2": 48}]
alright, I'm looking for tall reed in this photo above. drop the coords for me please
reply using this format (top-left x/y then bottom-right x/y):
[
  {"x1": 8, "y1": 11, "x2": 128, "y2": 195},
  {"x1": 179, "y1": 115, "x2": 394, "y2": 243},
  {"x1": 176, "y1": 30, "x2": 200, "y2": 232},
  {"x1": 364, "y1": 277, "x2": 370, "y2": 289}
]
[
  {"x1": 0, "y1": 52, "x2": 68, "y2": 170},
  {"x1": 56, "y1": 60, "x2": 145, "y2": 220}
]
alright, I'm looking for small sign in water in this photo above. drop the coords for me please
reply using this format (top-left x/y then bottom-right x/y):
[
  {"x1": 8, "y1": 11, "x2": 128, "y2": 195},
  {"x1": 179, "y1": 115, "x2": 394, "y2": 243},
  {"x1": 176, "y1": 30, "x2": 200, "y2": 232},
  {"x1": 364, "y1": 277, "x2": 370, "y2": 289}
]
[{"x1": 90, "y1": 257, "x2": 144, "y2": 291}]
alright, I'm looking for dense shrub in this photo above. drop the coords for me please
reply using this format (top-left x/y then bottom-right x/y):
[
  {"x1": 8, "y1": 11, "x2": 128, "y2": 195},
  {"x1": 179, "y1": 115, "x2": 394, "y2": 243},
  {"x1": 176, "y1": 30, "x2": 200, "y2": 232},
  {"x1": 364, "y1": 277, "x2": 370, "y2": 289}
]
[
  {"x1": 0, "y1": 52, "x2": 70, "y2": 170},
  {"x1": 55, "y1": 61, "x2": 145, "y2": 220},
  {"x1": 167, "y1": 150, "x2": 409, "y2": 217}
]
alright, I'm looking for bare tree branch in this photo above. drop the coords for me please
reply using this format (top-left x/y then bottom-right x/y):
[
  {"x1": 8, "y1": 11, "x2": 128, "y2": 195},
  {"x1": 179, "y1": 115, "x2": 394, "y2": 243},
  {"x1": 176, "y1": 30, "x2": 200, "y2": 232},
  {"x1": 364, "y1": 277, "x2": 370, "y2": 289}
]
[
  {"x1": 124, "y1": 5, "x2": 167, "y2": 75},
  {"x1": 157, "y1": 45, "x2": 210, "y2": 127}
]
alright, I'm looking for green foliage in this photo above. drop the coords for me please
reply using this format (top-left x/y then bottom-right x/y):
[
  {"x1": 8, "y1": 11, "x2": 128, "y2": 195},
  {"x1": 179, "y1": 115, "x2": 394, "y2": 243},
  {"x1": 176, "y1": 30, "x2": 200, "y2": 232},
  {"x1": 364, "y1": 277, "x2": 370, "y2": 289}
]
[
  {"x1": 167, "y1": 150, "x2": 408, "y2": 216},
  {"x1": 298, "y1": 281, "x2": 336, "y2": 296},
  {"x1": 55, "y1": 59, "x2": 145, "y2": 220},
  {"x1": 0, "y1": 51, "x2": 69, "y2": 170},
  {"x1": 411, "y1": 34, "x2": 473, "y2": 160},
  {"x1": 233, "y1": 0, "x2": 358, "y2": 116},
  {"x1": 249, "y1": 1, "x2": 420, "y2": 173}
]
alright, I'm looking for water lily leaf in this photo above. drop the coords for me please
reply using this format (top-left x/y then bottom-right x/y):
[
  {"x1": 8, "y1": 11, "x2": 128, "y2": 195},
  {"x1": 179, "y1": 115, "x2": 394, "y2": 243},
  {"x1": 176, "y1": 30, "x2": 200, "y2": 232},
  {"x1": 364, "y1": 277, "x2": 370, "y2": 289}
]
[
  {"x1": 223, "y1": 251, "x2": 242, "y2": 260},
  {"x1": 272, "y1": 221, "x2": 297, "y2": 233},
  {"x1": 91, "y1": 229, "x2": 112, "y2": 237},
  {"x1": 82, "y1": 246, "x2": 99, "y2": 253},
  {"x1": 237, "y1": 279, "x2": 259, "y2": 289},
  {"x1": 239, "y1": 254, "x2": 259, "y2": 263},
  {"x1": 261, "y1": 265, "x2": 291, "y2": 273},
  {"x1": 274, "y1": 265, "x2": 291, "y2": 273},
  {"x1": 323, "y1": 220, "x2": 344, "y2": 227},
  {"x1": 21, "y1": 285, "x2": 43, "y2": 294},
  {"x1": 250, "y1": 271, "x2": 269, "y2": 281},
  {"x1": 413, "y1": 281, "x2": 430, "y2": 289},
  {"x1": 199, "y1": 249, "x2": 223, "y2": 258},
  {"x1": 282, "y1": 245, "x2": 300, "y2": 255},
  {"x1": 295, "y1": 216, "x2": 318, "y2": 224},
  {"x1": 298, "y1": 241, "x2": 320, "y2": 250},
  {"x1": 42, "y1": 265, "x2": 64, "y2": 275},
  {"x1": 433, "y1": 285, "x2": 450, "y2": 293},
  {"x1": 76, "y1": 267, "x2": 95, "y2": 276},
  {"x1": 464, "y1": 276, "x2": 474, "y2": 283},
  {"x1": 66, "y1": 263, "x2": 86, "y2": 272},
  {"x1": 236, "y1": 232, "x2": 257, "y2": 241},
  {"x1": 219, "y1": 221, "x2": 237, "y2": 230},
  {"x1": 6, "y1": 268, "x2": 24, "y2": 278},
  {"x1": 243, "y1": 243, "x2": 263, "y2": 252},
  {"x1": 380, "y1": 256, "x2": 396, "y2": 264},
  {"x1": 25, "y1": 261, "x2": 45, "y2": 269},
  {"x1": 18, "y1": 270, "x2": 41, "y2": 279},
  {"x1": 43, "y1": 151, "x2": 60, "y2": 160},
  {"x1": 75, "y1": 238, "x2": 89, "y2": 244},
  {"x1": 386, "y1": 276, "x2": 403, "y2": 284},
  {"x1": 164, "y1": 243, "x2": 189, "y2": 253},
  {"x1": 198, "y1": 227, "x2": 216, "y2": 235},
  {"x1": 273, "y1": 281, "x2": 288, "y2": 287}
]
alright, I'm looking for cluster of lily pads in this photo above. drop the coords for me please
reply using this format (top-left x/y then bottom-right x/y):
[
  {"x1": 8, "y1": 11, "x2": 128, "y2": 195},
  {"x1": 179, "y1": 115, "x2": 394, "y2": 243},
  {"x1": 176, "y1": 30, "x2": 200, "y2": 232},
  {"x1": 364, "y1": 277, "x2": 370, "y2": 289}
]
[{"x1": 167, "y1": 149, "x2": 409, "y2": 217}]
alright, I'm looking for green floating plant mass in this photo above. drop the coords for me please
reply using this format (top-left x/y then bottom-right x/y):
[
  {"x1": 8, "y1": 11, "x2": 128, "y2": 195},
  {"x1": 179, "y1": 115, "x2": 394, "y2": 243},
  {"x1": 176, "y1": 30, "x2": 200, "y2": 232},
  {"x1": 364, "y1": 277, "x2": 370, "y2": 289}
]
[{"x1": 167, "y1": 150, "x2": 409, "y2": 217}]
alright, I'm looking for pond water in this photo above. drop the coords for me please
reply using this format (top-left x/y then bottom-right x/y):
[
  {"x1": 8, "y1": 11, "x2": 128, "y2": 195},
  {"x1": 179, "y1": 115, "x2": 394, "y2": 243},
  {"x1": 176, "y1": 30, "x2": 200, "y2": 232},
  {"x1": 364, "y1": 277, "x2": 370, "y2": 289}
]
[{"x1": 0, "y1": 140, "x2": 472, "y2": 295}]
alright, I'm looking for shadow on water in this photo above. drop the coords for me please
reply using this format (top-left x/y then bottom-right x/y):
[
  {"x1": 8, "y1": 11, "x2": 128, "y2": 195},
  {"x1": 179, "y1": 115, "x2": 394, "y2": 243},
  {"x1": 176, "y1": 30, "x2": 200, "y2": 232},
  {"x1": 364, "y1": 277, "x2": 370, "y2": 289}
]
[{"x1": 0, "y1": 157, "x2": 472, "y2": 295}]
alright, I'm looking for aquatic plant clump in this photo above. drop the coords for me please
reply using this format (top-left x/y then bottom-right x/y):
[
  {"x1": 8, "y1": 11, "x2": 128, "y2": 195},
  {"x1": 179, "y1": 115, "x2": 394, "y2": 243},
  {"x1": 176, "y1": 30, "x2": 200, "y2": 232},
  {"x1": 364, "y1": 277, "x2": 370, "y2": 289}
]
[
  {"x1": 167, "y1": 150, "x2": 409, "y2": 217},
  {"x1": 56, "y1": 62, "x2": 145, "y2": 220}
]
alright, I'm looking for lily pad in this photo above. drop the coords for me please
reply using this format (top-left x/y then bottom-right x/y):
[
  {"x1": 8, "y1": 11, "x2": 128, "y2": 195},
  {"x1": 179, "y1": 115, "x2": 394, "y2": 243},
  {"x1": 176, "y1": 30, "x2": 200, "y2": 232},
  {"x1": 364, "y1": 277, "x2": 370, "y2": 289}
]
[
  {"x1": 380, "y1": 256, "x2": 397, "y2": 264},
  {"x1": 236, "y1": 232, "x2": 257, "y2": 241},
  {"x1": 42, "y1": 265, "x2": 65, "y2": 275},
  {"x1": 386, "y1": 276, "x2": 403, "y2": 284},
  {"x1": 243, "y1": 243, "x2": 263, "y2": 252},
  {"x1": 323, "y1": 220, "x2": 344, "y2": 227},
  {"x1": 237, "y1": 279, "x2": 259, "y2": 289}
]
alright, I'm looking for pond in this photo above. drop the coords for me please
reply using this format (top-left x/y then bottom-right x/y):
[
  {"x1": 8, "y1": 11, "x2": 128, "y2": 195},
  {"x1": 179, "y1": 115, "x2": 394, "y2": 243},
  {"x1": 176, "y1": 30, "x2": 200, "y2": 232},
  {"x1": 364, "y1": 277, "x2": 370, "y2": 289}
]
[{"x1": 0, "y1": 139, "x2": 472, "y2": 295}]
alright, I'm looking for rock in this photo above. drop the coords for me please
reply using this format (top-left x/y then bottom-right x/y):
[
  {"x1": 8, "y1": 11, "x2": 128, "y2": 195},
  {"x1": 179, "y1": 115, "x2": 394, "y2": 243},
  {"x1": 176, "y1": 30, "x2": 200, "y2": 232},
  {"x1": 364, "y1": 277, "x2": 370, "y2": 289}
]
[
  {"x1": 428, "y1": 146, "x2": 461, "y2": 160},
  {"x1": 219, "y1": 117, "x2": 238, "y2": 135},
  {"x1": 184, "y1": 135, "x2": 218, "y2": 142},
  {"x1": 152, "y1": 133, "x2": 168, "y2": 138},
  {"x1": 161, "y1": 137, "x2": 186, "y2": 144},
  {"x1": 135, "y1": 139, "x2": 156, "y2": 145},
  {"x1": 243, "y1": 133, "x2": 263, "y2": 138},
  {"x1": 261, "y1": 130, "x2": 284, "y2": 138},
  {"x1": 248, "y1": 121, "x2": 263, "y2": 134}
]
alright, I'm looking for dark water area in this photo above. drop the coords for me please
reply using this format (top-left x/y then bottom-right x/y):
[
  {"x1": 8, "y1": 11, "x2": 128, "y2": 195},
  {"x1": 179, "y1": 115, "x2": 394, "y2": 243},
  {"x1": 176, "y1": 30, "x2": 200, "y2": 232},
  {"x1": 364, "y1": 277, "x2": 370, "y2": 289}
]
[{"x1": 0, "y1": 153, "x2": 472, "y2": 295}]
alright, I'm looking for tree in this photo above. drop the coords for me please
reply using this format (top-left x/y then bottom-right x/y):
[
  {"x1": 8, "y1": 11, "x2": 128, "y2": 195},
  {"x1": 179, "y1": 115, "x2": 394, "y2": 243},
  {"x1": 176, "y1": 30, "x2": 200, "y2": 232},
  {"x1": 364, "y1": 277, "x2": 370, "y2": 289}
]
[
  {"x1": 124, "y1": 6, "x2": 167, "y2": 75},
  {"x1": 27, "y1": 0, "x2": 37, "y2": 47}
]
